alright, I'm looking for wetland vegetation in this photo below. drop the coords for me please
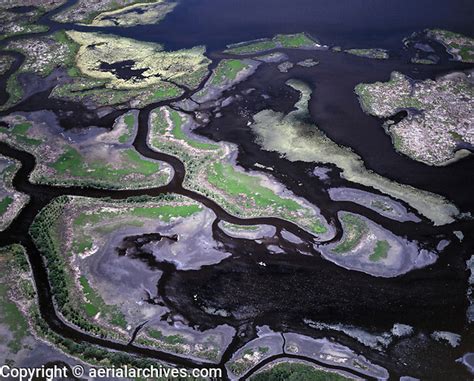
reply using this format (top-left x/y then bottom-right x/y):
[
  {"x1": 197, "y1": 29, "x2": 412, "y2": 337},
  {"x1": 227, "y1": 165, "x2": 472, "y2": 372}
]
[
  {"x1": 344, "y1": 48, "x2": 389, "y2": 59},
  {"x1": 224, "y1": 33, "x2": 323, "y2": 55},
  {"x1": 0, "y1": 1, "x2": 472, "y2": 379},
  {"x1": 250, "y1": 79, "x2": 460, "y2": 225},
  {"x1": 148, "y1": 106, "x2": 330, "y2": 235},
  {"x1": 0, "y1": 155, "x2": 28, "y2": 230},
  {"x1": 251, "y1": 361, "x2": 351, "y2": 381},
  {"x1": 355, "y1": 71, "x2": 474, "y2": 165},
  {"x1": 0, "y1": 112, "x2": 172, "y2": 189},
  {"x1": 427, "y1": 29, "x2": 474, "y2": 62}
]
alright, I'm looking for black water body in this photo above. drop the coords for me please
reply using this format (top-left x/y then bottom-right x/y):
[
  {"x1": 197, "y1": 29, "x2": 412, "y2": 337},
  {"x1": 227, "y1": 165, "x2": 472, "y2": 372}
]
[
  {"x1": 0, "y1": 88, "x2": 125, "y2": 129},
  {"x1": 0, "y1": 66, "x2": 358, "y2": 378},
  {"x1": 184, "y1": 47, "x2": 474, "y2": 380},
  {"x1": 29, "y1": 0, "x2": 474, "y2": 53},
  {"x1": 5, "y1": 5, "x2": 36, "y2": 14},
  {"x1": 1, "y1": 0, "x2": 474, "y2": 380},
  {"x1": 78, "y1": 0, "x2": 474, "y2": 52},
  {"x1": 197, "y1": 48, "x2": 474, "y2": 213},
  {"x1": 162, "y1": 244, "x2": 468, "y2": 332},
  {"x1": 99, "y1": 60, "x2": 147, "y2": 81}
]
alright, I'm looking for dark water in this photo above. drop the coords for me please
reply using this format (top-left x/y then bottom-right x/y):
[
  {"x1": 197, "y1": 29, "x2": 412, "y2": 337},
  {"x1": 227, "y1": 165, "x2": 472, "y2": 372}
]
[
  {"x1": 84, "y1": 0, "x2": 474, "y2": 51},
  {"x1": 1, "y1": 0, "x2": 474, "y2": 380},
  {"x1": 99, "y1": 60, "x2": 147, "y2": 80},
  {"x1": 197, "y1": 50, "x2": 474, "y2": 214},
  {"x1": 164, "y1": 248, "x2": 468, "y2": 332},
  {"x1": 8, "y1": 5, "x2": 36, "y2": 14}
]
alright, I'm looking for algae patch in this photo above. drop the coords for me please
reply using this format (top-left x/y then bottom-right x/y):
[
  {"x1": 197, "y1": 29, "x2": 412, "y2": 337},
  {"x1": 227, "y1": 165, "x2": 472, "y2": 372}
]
[
  {"x1": 91, "y1": 1, "x2": 177, "y2": 27},
  {"x1": 66, "y1": 30, "x2": 210, "y2": 90},
  {"x1": 250, "y1": 79, "x2": 459, "y2": 225}
]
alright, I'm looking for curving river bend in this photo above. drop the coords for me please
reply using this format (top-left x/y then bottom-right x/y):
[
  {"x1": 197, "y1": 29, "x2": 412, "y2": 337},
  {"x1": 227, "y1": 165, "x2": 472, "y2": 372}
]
[{"x1": 0, "y1": 1, "x2": 474, "y2": 380}]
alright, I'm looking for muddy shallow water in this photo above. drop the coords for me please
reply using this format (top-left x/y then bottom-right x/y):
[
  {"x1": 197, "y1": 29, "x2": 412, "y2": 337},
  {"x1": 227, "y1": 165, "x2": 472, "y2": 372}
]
[{"x1": 0, "y1": 0, "x2": 473, "y2": 379}]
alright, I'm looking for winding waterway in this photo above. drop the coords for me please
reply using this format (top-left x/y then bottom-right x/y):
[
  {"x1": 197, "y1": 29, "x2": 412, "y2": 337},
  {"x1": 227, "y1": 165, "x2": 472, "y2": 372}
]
[{"x1": 0, "y1": 1, "x2": 473, "y2": 380}]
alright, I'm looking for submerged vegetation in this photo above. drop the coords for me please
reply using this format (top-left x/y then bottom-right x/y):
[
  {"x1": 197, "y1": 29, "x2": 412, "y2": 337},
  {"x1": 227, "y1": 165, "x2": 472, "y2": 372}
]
[
  {"x1": 250, "y1": 79, "x2": 460, "y2": 225},
  {"x1": 0, "y1": 2, "x2": 471, "y2": 375}
]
